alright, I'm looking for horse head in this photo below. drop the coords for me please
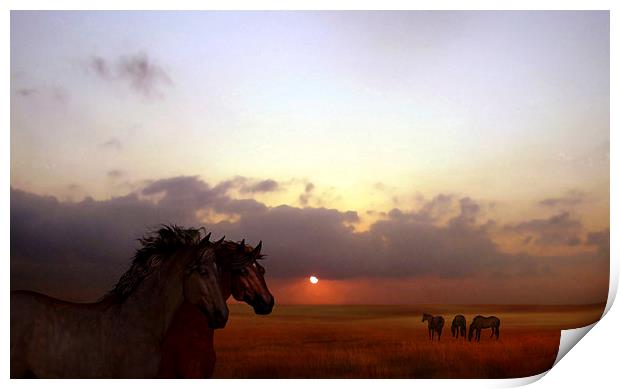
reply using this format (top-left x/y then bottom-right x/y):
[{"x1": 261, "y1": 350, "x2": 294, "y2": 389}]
[
  {"x1": 468, "y1": 316, "x2": 482, "y2": 342},
  {"x1": 217, "y1": 239, "x2": 274, "y2": 315},
  {"x1": 183, "y1": 233, "x2": 229, "y2": 328},
  {"x1": 422, "y1": 313, "x2": 432, "y2": 323}
]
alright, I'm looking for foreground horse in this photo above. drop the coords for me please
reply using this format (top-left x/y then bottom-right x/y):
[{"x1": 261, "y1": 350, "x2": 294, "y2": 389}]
[
  {"x1": 11, "y1": 226, "x2": 229, "y2": 378},
  {"x1": 451, "y1": 315, "x2": 466, "y2": 339},
  {"x1": 422, "y1": 313, "x2": 445, "y2": 341},
  {"x1": 468, "y1": 315, "x2": 500, "y2": 342},
  {"x1": 158, "y1": 239, "x2": 274, "y2": 378}
]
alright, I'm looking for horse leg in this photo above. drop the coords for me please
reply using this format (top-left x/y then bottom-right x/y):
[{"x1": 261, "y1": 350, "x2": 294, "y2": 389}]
[
  {"x1": 438, "y1": 328, "x2": 442, "y2": 341},
  {"x1": 477, "y1": 329, "x2": 481, "y2": 342},
  {"x1": 490, "y1": 327, "x2": 494, "y2": 338},
  {"x1": 495, "y1": 325, "x2": 500, "y2": 340}
]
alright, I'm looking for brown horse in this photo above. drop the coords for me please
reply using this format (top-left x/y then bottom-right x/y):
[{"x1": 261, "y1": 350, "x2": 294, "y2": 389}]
[
  {"x1": 451, "y1": 314, "x2": 466, "y2": 339},
  {"x1": 422, "y1": 313, "x2": 445, "y2": 341},
  {"x1": 157, "y1": 238, "x2": 274, "y2": 378},
  {"x1": 468, "y1": 315, "x2": 500, "y2": 342}
]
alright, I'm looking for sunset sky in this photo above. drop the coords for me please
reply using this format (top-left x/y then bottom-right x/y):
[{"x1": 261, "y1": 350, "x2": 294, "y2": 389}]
[{"x1": 10, "y1": 11, "x2": 609, "y2": 305}]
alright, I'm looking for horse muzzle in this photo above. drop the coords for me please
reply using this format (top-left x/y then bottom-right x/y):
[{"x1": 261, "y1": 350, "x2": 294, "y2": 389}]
[
  {"x1": 201, "y1": 307, "x2": 229, "y2": 329},
  {"x1": 251, "y1": 296, "x2": 274, "y2": 315}
]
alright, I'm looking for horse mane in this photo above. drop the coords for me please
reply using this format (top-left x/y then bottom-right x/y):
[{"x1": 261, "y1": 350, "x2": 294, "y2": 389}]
[
  {"x1": 102, "y1": 225, "x2": 206, "y2": 304},
  {"x1": 216, "y1": 240, "x2": 266, "y2": 270}
]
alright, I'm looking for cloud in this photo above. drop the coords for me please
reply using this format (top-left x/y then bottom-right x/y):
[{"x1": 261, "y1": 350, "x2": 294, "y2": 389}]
[
  {"x1": 10, "y1": 178, "x2": 608, "y2": 304},
  {"x1": 539, "y1": 190, "x2": 586, "y2": 208},
  {"x1": 15, "y1": 88, "x2": 37, "y2": 97},
  {"x1": 100, "y1": 138, "x2": 122, "y2": 151},
  {"x1": 13, "y1": 86, "x2": 69, "y2": 104},
  {"x1": 503, "y1": 212, "x2": 584, "y2": 246},
  {"x1": 10, "y1": 188, "x2": 185, "y2": 300},
  {"x1": 299, "y1": 183, "x2": 315, "y2": 206},
  {"x1": 239, "y1": 179, "x2": 280, "y2": 194},
  {"x1": 107, "y1": 169, "x2": 124, "y2": 179},
  {"x1": 141, "y1": 175, "x2": 267, "y2": 217},
  {"x1": 586, "y1": 228, "x2": 610, "y2": 258},
  {"x1": 117, "y1": 53, "x2": 172, "y2": 97},
  {"x1": 88, "y1": 53, "x2": 172, "y2": 98}
]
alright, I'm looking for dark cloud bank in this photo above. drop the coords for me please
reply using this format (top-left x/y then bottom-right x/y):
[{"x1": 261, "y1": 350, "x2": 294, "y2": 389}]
[{"x1": 10, "y1": 176, "x2": 609, "y2": 303}]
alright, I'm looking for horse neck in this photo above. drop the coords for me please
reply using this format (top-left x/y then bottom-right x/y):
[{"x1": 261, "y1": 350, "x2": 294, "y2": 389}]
[
  {"x1": 219, "y1": 268, "x2": 232, "y2": 300},
  {"x1": 112, "y1": 253, "x2": 186, "y2": 340}
]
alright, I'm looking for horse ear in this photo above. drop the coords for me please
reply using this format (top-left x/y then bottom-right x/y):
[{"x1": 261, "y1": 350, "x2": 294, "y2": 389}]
[
  {"x1": 238, "y1": 239, "x2": 246, "y2": 252},
  {"x1": 250, "y1": 241, "x2": 262, "y2": 259},
  {"x1": 198, "y1": 233, "x2": 212, "y2": 249},
  {"x1": 213, "y1": 236, "x2": 225, "y2": 247}
]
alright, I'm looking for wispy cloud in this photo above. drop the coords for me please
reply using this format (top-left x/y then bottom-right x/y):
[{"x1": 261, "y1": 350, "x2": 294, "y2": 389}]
[
  {"x1": 539, "y1": 190, "x2": 586, "y2": 208},
  {"x1": 88, "y1": 52, "x2": 172, "y2": 98},
  {"x1": 13, "y1": 86, "x2": 69, "y2": 104},
  {"x1": 99, "y1": 138, "x2": 122, "y2": 151},
  {"x1": 239, "y1": 179, "x2": 280, "y2": 194},
  {"x1": 299, "y1": 183, "x2": 315, "y2": 206},
  {"x1": 15, "y1": 88, "x2": 37, "y2": 97},
  {"x1": 107, "y1": 169, "x2": 124, "y2": 179}
]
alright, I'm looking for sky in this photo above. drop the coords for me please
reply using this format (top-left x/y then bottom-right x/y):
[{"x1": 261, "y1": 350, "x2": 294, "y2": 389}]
[{"x1": 10, "y1": 11, "x2": 609, "y2": 305}]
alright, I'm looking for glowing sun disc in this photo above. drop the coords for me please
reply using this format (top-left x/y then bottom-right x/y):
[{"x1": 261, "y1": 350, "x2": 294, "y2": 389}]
[{"x1": 309, "y1": 276, "x2": 319, "y2": 284}]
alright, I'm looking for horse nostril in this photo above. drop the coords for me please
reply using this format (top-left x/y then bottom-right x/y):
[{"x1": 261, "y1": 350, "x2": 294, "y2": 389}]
[{"x1": 209, "y1": 310, "x2": 228, "y2": 328}]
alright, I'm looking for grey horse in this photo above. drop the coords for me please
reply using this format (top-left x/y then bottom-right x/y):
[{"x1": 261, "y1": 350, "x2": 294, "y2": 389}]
[{"x1": 11, "y1": 226, "x2": 229, "y2": 378}]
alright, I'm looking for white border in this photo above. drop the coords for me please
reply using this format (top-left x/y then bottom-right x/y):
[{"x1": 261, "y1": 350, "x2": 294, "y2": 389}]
[{"x1": 3, "y1": 1, "x2": 617, "y2": 387}]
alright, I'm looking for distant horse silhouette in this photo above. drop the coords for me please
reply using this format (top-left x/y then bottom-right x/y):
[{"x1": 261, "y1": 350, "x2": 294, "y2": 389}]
[
  {"x1": 468, "y1": 315, "x2": 500, "y2": 342},
  {"x1": 422, "y1": 313, "x2": 445, "y2": 341},
  {"x1": 11, "y1": 226, "x2": 229, "y2": 378},
  {"x1": 451, "y1": 315, "x2": 466, "y2": 339},
  {"x1": 158, "y1": 238, "x2": 274, "y2": 378}
]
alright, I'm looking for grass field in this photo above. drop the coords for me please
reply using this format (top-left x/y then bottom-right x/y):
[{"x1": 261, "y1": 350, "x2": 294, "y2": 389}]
[{"x1": 212, "y1": 303, "x2": 605, "y2": 378}]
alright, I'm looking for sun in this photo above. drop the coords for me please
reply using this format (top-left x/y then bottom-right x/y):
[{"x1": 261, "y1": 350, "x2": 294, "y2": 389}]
[{"x1": 309, "y1": 276, "x2": 319, "y2": 284}]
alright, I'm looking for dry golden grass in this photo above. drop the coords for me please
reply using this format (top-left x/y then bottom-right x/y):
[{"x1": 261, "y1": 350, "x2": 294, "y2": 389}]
[{"x1": 212, "y1": 304, "x2": 604, "y2": 378}]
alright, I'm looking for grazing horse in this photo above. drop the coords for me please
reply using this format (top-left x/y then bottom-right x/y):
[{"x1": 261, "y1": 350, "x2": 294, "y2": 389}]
[
  {"x1": 422, "y1": 313, "x2": 445, "y2": 341},
  {"x1": 468, "y1": 315, "x2": 501, "y2": 342},
  {"x1": 158, "y1": 238, "x2": 274, "y2": 378},
  {"x1": 451, "y1": 315, "x2": 467, "y2": 339},
  {"x1": 10, "y1": 226, "x2": 229, "y2": 378}
]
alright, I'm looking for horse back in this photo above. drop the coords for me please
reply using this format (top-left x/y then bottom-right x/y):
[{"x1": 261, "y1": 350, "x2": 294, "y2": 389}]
[
  {"x1": 11, "y1": 290, "x2": 107, "y2": 377},
  {"x1": 452, "y1": 314, "x2": 466, "y2": 326}
]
